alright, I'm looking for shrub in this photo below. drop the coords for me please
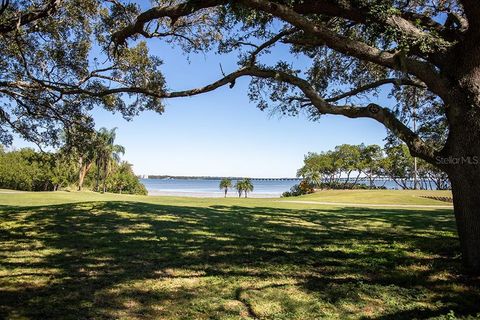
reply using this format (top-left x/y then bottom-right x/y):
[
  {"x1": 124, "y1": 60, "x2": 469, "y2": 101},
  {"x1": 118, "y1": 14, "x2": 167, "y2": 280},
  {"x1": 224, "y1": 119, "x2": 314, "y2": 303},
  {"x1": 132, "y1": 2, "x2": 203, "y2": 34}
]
[{"x1": 282, "y1": 181, "x2": 315, "y2": 197}]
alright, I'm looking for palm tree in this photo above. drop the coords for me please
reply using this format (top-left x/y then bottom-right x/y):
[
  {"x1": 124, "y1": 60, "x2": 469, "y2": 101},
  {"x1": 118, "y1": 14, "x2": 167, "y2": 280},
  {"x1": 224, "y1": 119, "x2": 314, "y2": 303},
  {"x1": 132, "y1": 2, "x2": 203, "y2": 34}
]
[
  {"x1": 234, "y1": 180, "x2": 243, "y2": 198},
  {"x1": 219, "y1": 178, "x2": 232, "y2": 198},
  {"x1": 303, "y1": 170, "x2": 322, "y2": 189},
  {"x1": 95, "y1": 127, "x2": 125, "y2": 193},
  {"x1": 242, "y1": 178, "x2": 254, "y2": 198}
]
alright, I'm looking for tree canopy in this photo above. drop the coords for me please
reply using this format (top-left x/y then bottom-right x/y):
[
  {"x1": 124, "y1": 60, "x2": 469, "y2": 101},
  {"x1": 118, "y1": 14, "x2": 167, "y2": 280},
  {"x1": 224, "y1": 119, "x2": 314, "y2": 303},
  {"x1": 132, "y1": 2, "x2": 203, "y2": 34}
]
[
  {"x1": 106, "y1": 0, "x2": 476, "y2": 165},
  {"x1": 0, "y1": 0, "x2": 165, "y2": 146},
  {"x1": 1, "y1": 0, "x2": 473, "y2": 156},
  {"x1": 296, "y1": 143, "x2": 450, "y2": 191}
]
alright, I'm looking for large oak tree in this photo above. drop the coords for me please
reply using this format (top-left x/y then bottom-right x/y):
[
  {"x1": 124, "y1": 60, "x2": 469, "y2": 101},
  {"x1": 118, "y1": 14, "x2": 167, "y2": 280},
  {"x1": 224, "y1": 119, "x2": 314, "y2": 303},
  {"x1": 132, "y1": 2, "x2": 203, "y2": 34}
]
[
  {"x1": 108, "y1": 0, "x2": 480, "y2": 274},
  {"x1": 2, "y1": 0, "x2": 480, "y2": 273}
]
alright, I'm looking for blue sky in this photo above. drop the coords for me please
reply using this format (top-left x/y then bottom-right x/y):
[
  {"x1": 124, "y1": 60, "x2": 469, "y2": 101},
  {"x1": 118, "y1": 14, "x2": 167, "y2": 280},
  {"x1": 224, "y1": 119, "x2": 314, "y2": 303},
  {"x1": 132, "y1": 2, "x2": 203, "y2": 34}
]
[{"x1": 13, "y1": 32, "x2": 391, "y2": 178}]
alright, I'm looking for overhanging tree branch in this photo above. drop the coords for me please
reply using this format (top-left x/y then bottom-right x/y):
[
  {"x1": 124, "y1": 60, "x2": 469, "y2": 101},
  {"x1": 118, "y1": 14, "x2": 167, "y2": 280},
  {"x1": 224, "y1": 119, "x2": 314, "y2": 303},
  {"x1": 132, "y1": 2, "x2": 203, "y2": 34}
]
[
  {"x1": 0, "y1": 0, "x2": 61, "y2": 34},
  {"x1": 247, "y1": 28, "x2": 297, "y2": 64},
  {"x1": 111, "y1": 0, "x2": 225, "y2": 46},
  {"x1": 290, "y1": 0, "x2": 449, "y2": 42},
  {"x1": 325, "y1": 78, "x2": 426, "y2": 103},
  {"x1": 239, "y1": 67, "x2": 437, "y2": 163},
  {"x1": 238, "y1": 0, "x2": 450, "y2": 99},
  {"x1": 110, "y1": 0, "x2": 451, "y2": 98},
  {"x1": 39, "y1": 64, "x2": 436, "y2": 163}
]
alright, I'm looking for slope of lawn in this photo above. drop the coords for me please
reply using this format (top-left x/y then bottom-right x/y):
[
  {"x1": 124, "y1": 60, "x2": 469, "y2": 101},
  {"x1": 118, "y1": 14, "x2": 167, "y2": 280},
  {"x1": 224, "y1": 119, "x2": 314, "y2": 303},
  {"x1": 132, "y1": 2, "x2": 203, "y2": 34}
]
[
  {"x1": 294, "y1": 189, "x2": 453, "y2": 206},
  {"x1": 0, "y1": 191, "x2": 479, "y2": 320}
]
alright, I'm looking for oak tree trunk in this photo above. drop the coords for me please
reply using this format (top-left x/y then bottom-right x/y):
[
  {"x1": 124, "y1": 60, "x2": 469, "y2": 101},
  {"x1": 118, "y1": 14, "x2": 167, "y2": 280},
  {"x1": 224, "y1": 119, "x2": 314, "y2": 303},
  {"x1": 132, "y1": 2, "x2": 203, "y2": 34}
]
[
  {"x1": 442, "y1": 110, "x2": 480, "y2": 274},
  {"x1": 449, "y1": 169, "x2": 480, "y2": 274},
  {"x1": 440, "y1": 39, "x2": 480, "y2": 274}
]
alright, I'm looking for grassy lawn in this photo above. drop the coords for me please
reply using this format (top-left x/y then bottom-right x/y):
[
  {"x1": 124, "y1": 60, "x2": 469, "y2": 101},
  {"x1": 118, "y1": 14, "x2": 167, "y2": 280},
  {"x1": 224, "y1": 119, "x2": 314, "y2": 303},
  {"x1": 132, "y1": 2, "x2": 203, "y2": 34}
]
[
  {"x1": 0, "y1": 191, "x2": 479, "y2": 319},
  {"x1": 296, "y1": 190, "x2": 453, "y2": 205}
]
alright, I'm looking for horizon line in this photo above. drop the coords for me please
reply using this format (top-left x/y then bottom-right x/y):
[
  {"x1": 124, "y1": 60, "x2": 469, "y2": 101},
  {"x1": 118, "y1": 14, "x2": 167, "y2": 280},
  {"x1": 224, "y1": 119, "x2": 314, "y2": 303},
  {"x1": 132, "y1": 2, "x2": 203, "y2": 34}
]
[{"x1": 139, "y1": 174, "x2": 301, "y2": 180}]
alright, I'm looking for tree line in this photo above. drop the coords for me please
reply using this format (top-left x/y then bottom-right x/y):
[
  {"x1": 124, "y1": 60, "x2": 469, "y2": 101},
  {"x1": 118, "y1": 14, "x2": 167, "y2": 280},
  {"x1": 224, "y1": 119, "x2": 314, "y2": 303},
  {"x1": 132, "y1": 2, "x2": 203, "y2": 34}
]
[
  {"x1": 285, "y1": 143, "x2": 450, "y2": 197},
  {"x1": 0, "y1": 128, "x2": 146, "y2": 195}
]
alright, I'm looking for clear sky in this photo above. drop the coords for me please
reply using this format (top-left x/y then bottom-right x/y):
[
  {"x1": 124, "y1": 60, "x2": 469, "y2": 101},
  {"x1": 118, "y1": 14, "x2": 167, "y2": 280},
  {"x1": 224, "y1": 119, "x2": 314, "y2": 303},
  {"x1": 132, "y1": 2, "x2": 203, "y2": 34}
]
[{"x1": 12, "y1": 33, "x2": 392, "y2": 178}]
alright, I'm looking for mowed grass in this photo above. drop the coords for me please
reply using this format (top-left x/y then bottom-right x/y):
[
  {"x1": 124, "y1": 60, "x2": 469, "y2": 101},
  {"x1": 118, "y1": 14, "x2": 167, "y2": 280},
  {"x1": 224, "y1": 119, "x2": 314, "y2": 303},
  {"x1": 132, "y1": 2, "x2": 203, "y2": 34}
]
[
  {"x1": 0, "y1": 191, "x2": 479, "y2": 319},
  {"x1": 296, "y1": 189, "x2": 453, "y2": 205}
]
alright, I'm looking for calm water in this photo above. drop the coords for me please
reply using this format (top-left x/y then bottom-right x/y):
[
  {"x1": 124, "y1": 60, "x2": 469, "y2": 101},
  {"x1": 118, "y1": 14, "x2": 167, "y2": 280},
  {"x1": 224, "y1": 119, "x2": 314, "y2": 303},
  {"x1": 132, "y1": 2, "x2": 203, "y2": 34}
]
[
  {"x1": 141, "y1": 179, "x2": 299, "y2": 197},
  {"x1": 140, "y1": 178, "x2": 430, "y2": 197}
]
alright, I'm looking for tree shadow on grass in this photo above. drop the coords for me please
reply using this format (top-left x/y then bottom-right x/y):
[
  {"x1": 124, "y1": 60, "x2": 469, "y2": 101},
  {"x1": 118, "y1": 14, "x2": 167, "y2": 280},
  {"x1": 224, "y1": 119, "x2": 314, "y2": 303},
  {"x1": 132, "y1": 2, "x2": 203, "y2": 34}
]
[{"x1": 0, "y1": 201, "x2": 478, "y2": 319}]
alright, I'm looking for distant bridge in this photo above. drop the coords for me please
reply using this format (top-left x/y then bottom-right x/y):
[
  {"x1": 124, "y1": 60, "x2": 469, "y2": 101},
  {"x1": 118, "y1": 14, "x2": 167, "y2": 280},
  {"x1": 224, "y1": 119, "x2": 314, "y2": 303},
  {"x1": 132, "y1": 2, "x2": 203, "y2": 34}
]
[
  {"x1": 250, "y1": 178, "x2": 301, "y2": 181},
  {"x1": 144, "y1": 175, "x2": 301, "y2": 181},
  {"x1": 141, "y1": 175, "x2": 420, "y2": 182}
]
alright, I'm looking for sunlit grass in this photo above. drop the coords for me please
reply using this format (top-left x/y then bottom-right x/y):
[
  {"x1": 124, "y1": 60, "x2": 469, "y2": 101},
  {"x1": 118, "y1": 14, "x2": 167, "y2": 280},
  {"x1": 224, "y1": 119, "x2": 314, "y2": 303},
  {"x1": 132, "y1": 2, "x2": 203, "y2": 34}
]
[
  {"x1": 296, "y1": 189, "x2": 453, "y2": 205},
  {"x1": 0, "y1": 191, "x2": 478, "y2": 319}
]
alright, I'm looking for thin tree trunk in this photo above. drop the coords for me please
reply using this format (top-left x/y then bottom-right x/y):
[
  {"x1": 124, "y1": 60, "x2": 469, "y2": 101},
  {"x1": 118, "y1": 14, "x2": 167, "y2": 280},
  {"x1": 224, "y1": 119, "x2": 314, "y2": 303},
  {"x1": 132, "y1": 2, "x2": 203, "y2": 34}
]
[
  {"x1": 95, "y1": 160, "x2": 101, "y2": 192},
  {"x1": 390, "y1": 175, "x2": 406, "y2": 189},
  {"x1": 102, "y1": 162, "x2": 108, "y2": 193},
  {"x1": 343, "y1": 170, "x2": 352, "y2": 188},
  {"x1": 351, "y1": 172, "x2": 361, "y2": 189},
  {"x1": 78, "y1": 156, "x2": 84, "y2": 191},
  {"x1": 78, "y1": 165, "x2": 87, "y2": 191},
  {"x1": 79, "y1": 161, "x2": 93, "y2": 192}
]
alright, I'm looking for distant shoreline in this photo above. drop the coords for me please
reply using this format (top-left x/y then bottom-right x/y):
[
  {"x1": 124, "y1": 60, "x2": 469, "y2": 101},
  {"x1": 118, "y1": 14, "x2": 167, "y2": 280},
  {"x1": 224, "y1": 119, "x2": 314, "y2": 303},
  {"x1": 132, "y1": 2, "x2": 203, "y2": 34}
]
[
  {"x1": 139, "y1": 176, "x2": 301, "y2": 181},
  {"x1": 147, "y1": 190, "x2": 281, "y2": 198}
]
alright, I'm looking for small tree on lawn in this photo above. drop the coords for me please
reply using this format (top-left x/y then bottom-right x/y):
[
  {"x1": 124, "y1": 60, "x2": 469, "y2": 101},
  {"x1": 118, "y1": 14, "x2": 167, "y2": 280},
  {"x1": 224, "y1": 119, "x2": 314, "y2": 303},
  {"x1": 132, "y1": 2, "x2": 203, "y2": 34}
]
[
  {"x1": 235, "y1": 181, "x2": 244, "y2": 198},
  {"x1": 219, "y1": 178, "x2": 232, "y2": 198},
  {"x1": 242, "y1": 178, "x2": 254, "y2": 198}
]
